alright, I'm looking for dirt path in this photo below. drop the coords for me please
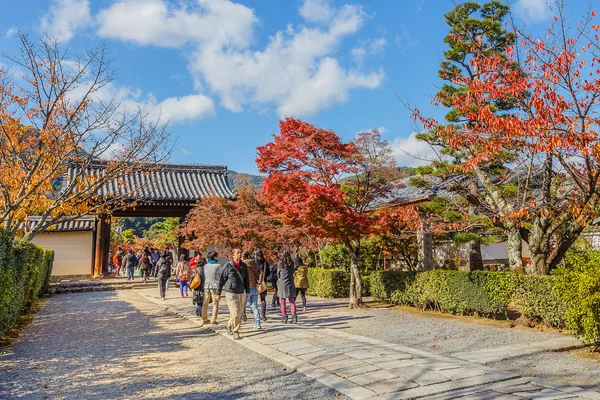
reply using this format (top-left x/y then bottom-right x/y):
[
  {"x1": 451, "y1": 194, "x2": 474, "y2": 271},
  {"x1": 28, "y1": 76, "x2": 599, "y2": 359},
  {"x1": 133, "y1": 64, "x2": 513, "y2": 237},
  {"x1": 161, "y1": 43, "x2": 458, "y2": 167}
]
[{"x1": 0, "y1": 290, "x2": 346, "y2": 400}]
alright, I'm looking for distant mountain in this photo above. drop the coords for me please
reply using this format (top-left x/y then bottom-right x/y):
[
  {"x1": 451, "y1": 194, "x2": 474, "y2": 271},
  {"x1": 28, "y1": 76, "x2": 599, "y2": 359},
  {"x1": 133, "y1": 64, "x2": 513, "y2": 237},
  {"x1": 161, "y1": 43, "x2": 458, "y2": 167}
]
[
  {"x1": 226, "y1": 167, "x2": 414, "y2": 192},
  {"x1": 227, "y1": 170, "x2": 264, "y2": 190}
]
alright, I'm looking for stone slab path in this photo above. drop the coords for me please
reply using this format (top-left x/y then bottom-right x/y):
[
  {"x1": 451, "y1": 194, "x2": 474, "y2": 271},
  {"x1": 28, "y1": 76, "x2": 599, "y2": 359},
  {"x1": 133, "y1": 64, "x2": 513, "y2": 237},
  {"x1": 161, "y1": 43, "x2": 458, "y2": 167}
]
[
  {"x1": 453, "y1": 337, "x2": 583, "y2": 364},
  {"x1": 137, "y1": 290, "x2": 600, "y2": 400}
]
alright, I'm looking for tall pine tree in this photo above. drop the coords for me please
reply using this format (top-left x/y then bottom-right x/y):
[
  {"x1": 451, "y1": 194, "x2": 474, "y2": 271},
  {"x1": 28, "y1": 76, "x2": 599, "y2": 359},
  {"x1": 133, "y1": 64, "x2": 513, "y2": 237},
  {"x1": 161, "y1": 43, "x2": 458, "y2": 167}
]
[{"x1": 415, "y1": 1, "x2": 523, "y2": 271}]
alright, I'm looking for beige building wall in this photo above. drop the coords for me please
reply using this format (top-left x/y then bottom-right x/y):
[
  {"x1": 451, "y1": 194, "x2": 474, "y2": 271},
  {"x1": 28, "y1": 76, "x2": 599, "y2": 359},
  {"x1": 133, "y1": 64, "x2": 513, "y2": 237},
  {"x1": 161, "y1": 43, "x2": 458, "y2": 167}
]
[{"x1": 32, "y1": 231, "x2": 94, "y2": 276}]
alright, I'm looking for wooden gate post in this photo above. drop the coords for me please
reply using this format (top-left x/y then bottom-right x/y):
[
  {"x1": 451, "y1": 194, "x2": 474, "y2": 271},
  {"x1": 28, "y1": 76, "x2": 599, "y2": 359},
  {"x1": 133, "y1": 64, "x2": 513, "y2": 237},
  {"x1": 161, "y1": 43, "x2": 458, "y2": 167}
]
[{"x1": 93, "y1": 214, "x2": 110, "y2": 277}]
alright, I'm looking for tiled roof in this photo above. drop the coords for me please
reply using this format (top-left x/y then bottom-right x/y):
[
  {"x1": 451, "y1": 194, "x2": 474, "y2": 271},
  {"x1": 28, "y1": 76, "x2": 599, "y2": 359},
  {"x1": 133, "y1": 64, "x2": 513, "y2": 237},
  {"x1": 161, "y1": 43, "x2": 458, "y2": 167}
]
[
  {"x1": 68, "y1": 161, "x2": 234, "y2": 202},
  {"x1": 27, "y1": 216, "x2": 96, "y2": 232},
  {"x1": 381, "y1": 176, "x2": 456, "y2": 207}
]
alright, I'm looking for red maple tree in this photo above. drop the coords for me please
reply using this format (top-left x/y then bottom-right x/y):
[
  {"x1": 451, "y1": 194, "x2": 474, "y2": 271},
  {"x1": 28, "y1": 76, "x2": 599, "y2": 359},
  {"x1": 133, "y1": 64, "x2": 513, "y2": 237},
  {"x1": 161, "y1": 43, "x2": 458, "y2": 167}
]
[
  {"x1": 257, "y1": 119, "x2": 401, "y2": 308},
  {"x1": 179, "y1": 184, "x2": 302, "y2": 261}
]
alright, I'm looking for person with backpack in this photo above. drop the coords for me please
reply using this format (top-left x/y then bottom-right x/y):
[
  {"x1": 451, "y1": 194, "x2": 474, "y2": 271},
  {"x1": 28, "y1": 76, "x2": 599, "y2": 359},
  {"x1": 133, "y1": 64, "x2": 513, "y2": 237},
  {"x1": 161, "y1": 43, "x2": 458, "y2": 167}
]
[
  {"x1": 255, "y1": 249, "x2": 270, "y2": 322},
  {"x1": 176, "y1": 253, "x2": 191, "y2": 298},
  {"x1": 189, "y1": 258, "x2": 205, "y2": 316},
  {"x1": 140, "y1": 253, "x2": 151, "y2": 283},
  {"x1": 277, "y1": 251, "x2": 297, "y2": 323},
  {"x1": 202, "y1": 251, "x2": 222, "y2": 325},
  {"x1": 294, "y1": 256, "x2": 309, "y2": 312},
  {"x1": 216, "y1": 248, "x2": 250, "y2": 340},
  {"x1": 156, "y1": 252, "x2": 171, "y2": 300},
  {"x1": 123, "y1": 249, "x2": 138, "y2": 281},
  {"x1": 241, "y1": 251, "x2": 262, "y2": 329}
]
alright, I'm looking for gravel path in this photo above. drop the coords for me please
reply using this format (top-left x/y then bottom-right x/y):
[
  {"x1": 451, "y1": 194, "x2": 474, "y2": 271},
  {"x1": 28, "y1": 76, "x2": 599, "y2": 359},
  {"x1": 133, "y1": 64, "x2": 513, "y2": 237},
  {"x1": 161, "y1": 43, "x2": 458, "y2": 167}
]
[
  {"x1": 0, "y1": 291, "x2": 347, "y2": 400},
  {"x1": 296, "y1": 298, "x2": 600, "y2": 392}
]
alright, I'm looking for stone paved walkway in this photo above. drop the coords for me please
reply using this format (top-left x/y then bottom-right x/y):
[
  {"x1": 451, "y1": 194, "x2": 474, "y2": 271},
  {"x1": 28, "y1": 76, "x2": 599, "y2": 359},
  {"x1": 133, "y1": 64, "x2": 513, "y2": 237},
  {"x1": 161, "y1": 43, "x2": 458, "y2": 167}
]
[{"x1": 137, "y1": 289, "x2": 600, "y2": 400}]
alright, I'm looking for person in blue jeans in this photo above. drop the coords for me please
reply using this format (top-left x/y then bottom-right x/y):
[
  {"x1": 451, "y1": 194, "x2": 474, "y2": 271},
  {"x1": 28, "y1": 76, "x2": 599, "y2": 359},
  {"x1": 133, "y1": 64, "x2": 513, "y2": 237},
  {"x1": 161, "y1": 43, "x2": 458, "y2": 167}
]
[{"x1": 242, "y1": 251, "x2": 262, "y2": 329}]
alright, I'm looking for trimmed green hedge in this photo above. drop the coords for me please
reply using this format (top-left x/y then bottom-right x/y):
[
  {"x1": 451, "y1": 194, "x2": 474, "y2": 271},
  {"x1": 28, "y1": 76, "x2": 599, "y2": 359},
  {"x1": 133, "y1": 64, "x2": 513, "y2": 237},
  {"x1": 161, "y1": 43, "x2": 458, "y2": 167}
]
[
  {"x1": 388, "y1": 271, "x2": 518, "y2": 318},
  {"x1": 306, "y1": 268, "x2": 371, "y2": 298},
  {"x1": 0, "y1": 229, "x2": 54, "y2": 336},
  {"x1": 372, "y1": 266, "x2": 600, "y2": 344},
  {"x1": 370, "y1": 270, "x2": 417, "y2": 301},
  {"x1": 306, "y1": 268, "x2": 349, "y2": 298}
]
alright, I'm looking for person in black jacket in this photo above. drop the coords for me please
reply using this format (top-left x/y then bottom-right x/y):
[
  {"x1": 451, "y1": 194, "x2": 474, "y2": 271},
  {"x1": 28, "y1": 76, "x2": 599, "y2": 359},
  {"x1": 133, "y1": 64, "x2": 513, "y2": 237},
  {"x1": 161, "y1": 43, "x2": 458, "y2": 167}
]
[
  {"x1": 123, "y1": 249, "x2": 138, "y2": 281},
  {"x1": 156, "y1": 252, "x2": 171, "y2": 300},
  {"x1": 216, "y1": 248, "x2": 250, "y2": 340}
]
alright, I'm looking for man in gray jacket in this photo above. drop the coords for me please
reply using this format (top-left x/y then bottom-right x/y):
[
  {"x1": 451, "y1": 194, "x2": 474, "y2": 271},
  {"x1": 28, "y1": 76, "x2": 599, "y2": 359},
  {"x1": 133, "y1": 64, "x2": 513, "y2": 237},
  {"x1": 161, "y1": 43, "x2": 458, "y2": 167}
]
[
  {"x1": 217, "y1": 248, "x2": 250, "y2": 340},
  {"x1": 202, "y1": 251, "x2": 222, "y2": 325}
]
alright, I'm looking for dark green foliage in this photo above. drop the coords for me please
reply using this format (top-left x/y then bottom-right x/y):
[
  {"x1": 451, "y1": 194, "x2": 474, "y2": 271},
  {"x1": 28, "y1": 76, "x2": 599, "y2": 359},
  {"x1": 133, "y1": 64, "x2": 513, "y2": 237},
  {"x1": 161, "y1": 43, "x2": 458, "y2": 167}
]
[
  {"x1": 555, "y1": 244, "x2": 600, "y2": 343},
  {"x1": 512, "y1": 276, "x2": 566, "y2": 328},
  {"x1": 305, "y1": 268, "x2": 370, "y2": 298},
  {"x1": 319, "y1": 238, "x2": 383, "y2": 272},
  {"x1": 370, "y1": 270, "x2": 417, "y2": 301},
  {"x1": 390, "y1": 270, "x2": 517, "y2": 317},
  {"x1": 361, "y1": 274, "x2": 371, "y2": 297},
  {"x1": 306, "y1": 268, "x2": 350, "y2": 298},
  {"x1": 0, "y1": 230, "x2": 54, "y2": 336},
  {"x1": 372, "y1": 259, "x2": 600, "y2": 343}
]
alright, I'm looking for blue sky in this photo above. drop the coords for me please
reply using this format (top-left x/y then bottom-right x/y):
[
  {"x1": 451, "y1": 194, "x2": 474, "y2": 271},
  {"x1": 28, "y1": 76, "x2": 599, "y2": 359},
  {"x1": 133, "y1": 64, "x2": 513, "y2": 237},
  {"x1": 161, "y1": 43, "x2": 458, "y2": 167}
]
[{"x1": 0, "y1": 0, "x2": 577, "y2": 174}]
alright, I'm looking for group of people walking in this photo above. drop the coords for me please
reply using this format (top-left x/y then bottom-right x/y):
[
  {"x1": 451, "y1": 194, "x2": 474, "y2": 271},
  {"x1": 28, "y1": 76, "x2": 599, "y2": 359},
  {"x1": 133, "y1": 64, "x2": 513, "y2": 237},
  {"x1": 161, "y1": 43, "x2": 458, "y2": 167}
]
[{"x1": 151, "y1": 248, "x2": 310, "y2": 340}]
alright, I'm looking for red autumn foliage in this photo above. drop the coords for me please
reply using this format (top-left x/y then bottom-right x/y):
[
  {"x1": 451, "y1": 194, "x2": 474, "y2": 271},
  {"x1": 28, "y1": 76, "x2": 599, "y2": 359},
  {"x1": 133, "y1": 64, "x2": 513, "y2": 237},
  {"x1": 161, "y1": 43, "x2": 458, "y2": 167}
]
[
  {"x1": 180, "y1": 184, "x2": 303, "y2": 260},
  {"x1": 412, "y1": 2, "x2": 600, "y2": 273},
  {"x1": 257, "y1": 118, "x2": 404, "y2": 307}
]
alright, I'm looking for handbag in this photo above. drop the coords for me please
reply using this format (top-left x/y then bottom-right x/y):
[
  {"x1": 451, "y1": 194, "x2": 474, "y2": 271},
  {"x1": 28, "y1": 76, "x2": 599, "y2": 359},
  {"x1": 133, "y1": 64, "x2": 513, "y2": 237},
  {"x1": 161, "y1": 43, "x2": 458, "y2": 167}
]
[
  {"x1": 189, "y1": 272, "x2": 201, "y2": 290},
  {"x1": 257, "y1": 280, "x2": 267, "y2": 293},
  {"x1": 181, "y1": 273, "x2": 189, "y2": 282}
]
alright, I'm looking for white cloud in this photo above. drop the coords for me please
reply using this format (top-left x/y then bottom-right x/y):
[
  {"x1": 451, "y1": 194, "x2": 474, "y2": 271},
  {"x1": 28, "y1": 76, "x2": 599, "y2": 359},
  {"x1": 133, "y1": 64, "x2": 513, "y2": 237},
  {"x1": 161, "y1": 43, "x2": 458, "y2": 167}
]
[
  {"x1": 189, "y1": 3, "x2": 383, "y2": 117},
  {"x1": 98, "y1": 142, "x2": 125, "y2": 160},
  {"x1": 68, "y1": 82, "x2": 215, "y2": 124},
  {"x1": 40, "y1": 0, "x2": 92, "y2": 42},
  {"x1": 390, "y1": 133, "x2": 440, "y2": 167},
  {"x1": 97, "y1": 0, "x2": 257, "y2": 48},
  {"x1": 514, "y1": 0, "x2": 551, "y2": 22},
  {"x1": 299, "y1": 0, "x2": 333, "y2": 24},
  {"x1": 93, "y1": 0, "x2": 382, "y2": 118},
  {"x1": 4, "y1": 28, "x2": 18, "y2": 39},
  {"x1": 153, "y1": 94, "x2": 215, "y2": 123},
  {"x1": 352, "y1": 37, "x2": 386, "y2": 63}
]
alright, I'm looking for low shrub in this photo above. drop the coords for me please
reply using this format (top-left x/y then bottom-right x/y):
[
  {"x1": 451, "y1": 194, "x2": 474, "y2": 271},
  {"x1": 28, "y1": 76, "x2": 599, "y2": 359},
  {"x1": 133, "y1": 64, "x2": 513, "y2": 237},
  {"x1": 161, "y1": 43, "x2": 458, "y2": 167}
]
[
  {"x1": 370, "y1": 270, "x2": 417, "y2": 301},
  {"x1": 512, "y1": 275, "x2": 566, "y2": 328},
  {"x1": 0, "y1": 230, "x2": 54, "y2": 336},
  {"x1": 361, "y1": 274, "x2": 371, "y2": 296},
  {"x1": 556, "y1": 245, "x2": 600, "y2": 344},
  {"x1": 376, "y1": 270, "x2": 518, "y2": 318},
  {"x1": 306, "y1": 268, "x2": 350, "y2": 298}
]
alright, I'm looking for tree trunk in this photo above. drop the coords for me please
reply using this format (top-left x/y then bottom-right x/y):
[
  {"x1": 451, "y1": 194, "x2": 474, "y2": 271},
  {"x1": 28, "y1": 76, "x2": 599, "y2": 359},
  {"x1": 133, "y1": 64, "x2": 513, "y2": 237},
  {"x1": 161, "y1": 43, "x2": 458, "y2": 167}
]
[
  {"x1": 468, "y1": 238, "x2": 484, "y2": 271},
  {"x1": 506, "y1": 225, "x2": 524, "y2": 273},
  {"x1": 346, "y1": 241, "x2": 364, "y2": 309},
  {"x1": 547, "y1": 222, "x2": 586, "y2": 273}
]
